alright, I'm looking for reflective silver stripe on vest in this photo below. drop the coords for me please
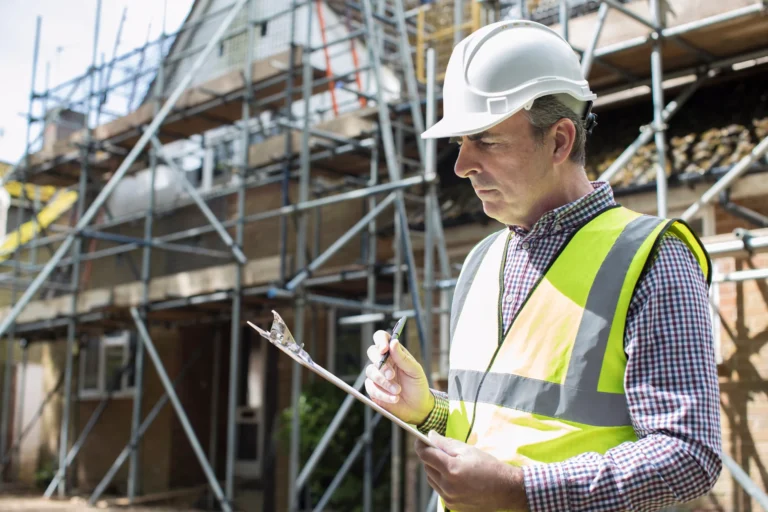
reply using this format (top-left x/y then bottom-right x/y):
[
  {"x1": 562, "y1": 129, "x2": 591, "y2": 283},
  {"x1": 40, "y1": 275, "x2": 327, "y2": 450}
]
[
  {"x1": 565, "y1": 215, "x2": 665, "y2": 390},
  {"x1": 448, "y1": 214, "x2": 665, "y2": 428},
  {"x1": 448, "y1": 369, "x2": 632, "y2": 427}
]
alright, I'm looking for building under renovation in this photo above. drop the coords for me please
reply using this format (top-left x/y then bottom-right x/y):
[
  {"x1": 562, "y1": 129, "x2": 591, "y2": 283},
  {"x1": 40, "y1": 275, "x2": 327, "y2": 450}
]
[{"x1": 0, "y1": 0, "x2": 767, "y2": 510}]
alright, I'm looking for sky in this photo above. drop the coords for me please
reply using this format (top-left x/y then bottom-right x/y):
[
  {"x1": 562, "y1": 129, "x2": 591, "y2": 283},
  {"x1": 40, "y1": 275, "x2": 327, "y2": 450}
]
[{"x1": 0, "y1": 0, "x2": 195, "y2": 165}]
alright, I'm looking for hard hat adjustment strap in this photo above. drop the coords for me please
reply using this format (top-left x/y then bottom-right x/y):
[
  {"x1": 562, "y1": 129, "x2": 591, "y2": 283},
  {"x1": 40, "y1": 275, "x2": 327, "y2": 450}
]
[{"x1": 583, "y1": 101, "x2": 598, "y2": 136}]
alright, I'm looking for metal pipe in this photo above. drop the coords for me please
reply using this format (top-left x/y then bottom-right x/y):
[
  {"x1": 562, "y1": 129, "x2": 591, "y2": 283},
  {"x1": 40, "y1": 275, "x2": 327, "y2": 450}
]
[
  {"x1": 225, "y1": 0, "x2": 254, "y2": 500},
  {"x1": 0, "y1": 15, "x2": 42, "y2": 472},
  {"x1": 130, "y1": 307, "x2": 232, "y2": 512},
  {"x1": 719, "y1": 191, "x2": 768, "y2": 227},
  {"x1": 713, "y1": 267, "x2": 768, "y2": 283},
  {"x1": 599, "y1": 73, "x2": 705, "y2": 182},
  {"x1": 87, "y1": 341, "x2": 205, "y2": 506},
  {"x1": 650, "y1": 0, "x2": 667, "y2": 217},
  {"x1": 361, "y1": 126, "x2": 380, "y2": 512},
  {"x1": 706, "y1": 234, "x2": 768, "y2": 258},
  {"x1": 295, "y1": 370, "x2": 367, "y2": 490},
  {"x1": 128, "y1": 28, "x2": 165, "y2": 496},
  {"x1": 665, "y1": 3, "x2": 765, "y2": 38},
  {"x1": 602, "y1": 0, "x2": 656, "y2": 30},
  {"x1": 207, "y1": 330, "x2": 222, "y2": 511},
  {"x1": 0, "y1": 369, "x2": 63, "y2": 472},
  {"x1": 560, "y1": 0, "x2": 569, "y2": 42},
  {"x1": 280, "y1": 0, "x2": 300, "y2": 285},
  {"x1": 0, "y1": 0, "x2": 250, "y2": 340},
  {"x1": 423, "y1": 45, "x2": 437, "y2": 390},
  {"x1": 13, "y1": 153, "x2": 419, "y2": 256},
  {"x1": 580, "y1": 2, "x2": 608, "y2": 77},
  {"x1": 151, "y1": 137, "x2": 247, "y2": 264},
  {"x1": 45, "y1": 365, "x2": 129, "y2": 498},
  {"x1": 594, "y1": 3, "x2": 765, "y2": 60},
  {"x1": 288, "y1": 15, "x2": 315, "y2": 504},
  {"x1": 58, "y1": 3, "x2": 100, "y2": 495},
  {"x1": 723, "y1": 452, "x2": 768, "y2": 511},
  {"x1": 681, "y1": 135, "x2": 768, "y2": 221},
  {"x1": 285, "y1": 192, "x2": 396, "y2": 290},
  {"x1": 360, "y1": 0, "x2": 428, "y2": 366},
  {"x1": 79, "y1": 229, "x2": 232, "y2": 259},
  {"x1": 454, "y1": 0, "x2": 464, "y2": 45},
  {"x1": 394, "y1": 0, "x2": 425, "y2": 164},
  {"x1": 312, "y1": 413, "x2": 383, "y2": 512}
]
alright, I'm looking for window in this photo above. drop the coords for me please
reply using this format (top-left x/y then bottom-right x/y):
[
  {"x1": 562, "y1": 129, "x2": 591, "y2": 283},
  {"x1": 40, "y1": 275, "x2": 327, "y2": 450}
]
[{"x1": 79, "y1": 331, "x2": 135, "y2": 399}]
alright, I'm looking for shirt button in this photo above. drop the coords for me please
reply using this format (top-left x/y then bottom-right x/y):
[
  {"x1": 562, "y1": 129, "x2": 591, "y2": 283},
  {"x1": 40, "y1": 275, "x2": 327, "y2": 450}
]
[
  {"x1": 553, "y1": 224, "x2": 562, "y2": 232},
  {"x1": 521, "y1": 241, "x2": 530, "y2": 249},
  {"x1": 505, "y1": 294, "x2": 514, "y2": 302}
]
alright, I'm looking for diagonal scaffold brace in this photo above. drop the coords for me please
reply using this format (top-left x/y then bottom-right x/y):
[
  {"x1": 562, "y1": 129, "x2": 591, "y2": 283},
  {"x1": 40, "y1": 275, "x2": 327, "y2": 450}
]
[{"x1": 0, "y1": 0, "x2": 249, "y2": 341}]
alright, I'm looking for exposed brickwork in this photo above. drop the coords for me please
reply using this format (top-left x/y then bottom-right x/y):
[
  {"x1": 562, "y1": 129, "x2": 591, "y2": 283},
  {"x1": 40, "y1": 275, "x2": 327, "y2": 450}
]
[{"x1": 699, "y1": 202, "x2": 768, "y2": 511}]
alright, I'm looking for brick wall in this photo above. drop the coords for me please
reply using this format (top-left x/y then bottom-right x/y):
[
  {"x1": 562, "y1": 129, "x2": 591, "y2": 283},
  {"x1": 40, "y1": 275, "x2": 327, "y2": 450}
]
[{"x1": 698, "y1": 199, "x2": 768, "y2": 511}]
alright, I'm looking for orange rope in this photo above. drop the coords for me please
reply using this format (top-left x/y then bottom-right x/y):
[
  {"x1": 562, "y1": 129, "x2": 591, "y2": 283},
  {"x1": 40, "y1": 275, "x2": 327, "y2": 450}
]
[
  {"x1": 349, "y1": 35, "x2": 366, "y2": 107},
  {"x1": 316, "y1": 0, "x2": 339, "y2": 116}
]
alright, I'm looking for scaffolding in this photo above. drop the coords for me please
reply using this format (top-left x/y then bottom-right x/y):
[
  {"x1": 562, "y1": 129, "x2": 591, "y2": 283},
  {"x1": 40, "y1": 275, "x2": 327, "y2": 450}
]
[{"x1": 0, "y1": 0, "x2": 767, "y2": 510}]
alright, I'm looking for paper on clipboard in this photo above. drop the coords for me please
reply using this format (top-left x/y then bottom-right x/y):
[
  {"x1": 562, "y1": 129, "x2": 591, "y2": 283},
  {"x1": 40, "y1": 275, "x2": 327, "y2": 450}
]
[{"x1": 247, "y1": 310, "x2": 439, "y2": 449}]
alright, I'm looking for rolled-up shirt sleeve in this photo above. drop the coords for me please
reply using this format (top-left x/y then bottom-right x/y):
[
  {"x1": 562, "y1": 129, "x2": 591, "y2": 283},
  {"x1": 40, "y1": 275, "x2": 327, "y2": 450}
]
[{"x1": 523, "y1": 233, "x2": 723, "y2": 511}]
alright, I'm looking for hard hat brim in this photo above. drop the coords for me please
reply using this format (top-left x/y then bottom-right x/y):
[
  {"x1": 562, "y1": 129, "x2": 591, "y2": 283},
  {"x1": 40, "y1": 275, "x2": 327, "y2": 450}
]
[{"x1": 421, "y1": 111, "x2": 512, "y2": 140}]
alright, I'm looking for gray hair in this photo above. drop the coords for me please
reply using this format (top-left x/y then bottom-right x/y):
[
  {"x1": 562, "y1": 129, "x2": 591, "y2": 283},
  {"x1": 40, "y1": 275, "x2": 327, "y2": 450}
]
[{"x1": 524, "y1": 94, "x2": 588, "y2": 166}]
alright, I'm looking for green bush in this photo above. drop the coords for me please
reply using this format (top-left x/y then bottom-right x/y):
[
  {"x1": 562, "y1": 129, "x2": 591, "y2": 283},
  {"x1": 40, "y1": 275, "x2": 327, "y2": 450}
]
[
  {"x1": 34, "y1": 460, "x2": 57, "y2": 489},
  {"x1": 278, "y1": 379, "x2": 393, "y2": 511}
]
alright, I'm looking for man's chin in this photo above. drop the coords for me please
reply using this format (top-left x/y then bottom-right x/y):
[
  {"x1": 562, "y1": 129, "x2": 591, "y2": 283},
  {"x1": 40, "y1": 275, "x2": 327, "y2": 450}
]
[{"x1": 480, "y1": 200, "x2": 505, "y2": 223}]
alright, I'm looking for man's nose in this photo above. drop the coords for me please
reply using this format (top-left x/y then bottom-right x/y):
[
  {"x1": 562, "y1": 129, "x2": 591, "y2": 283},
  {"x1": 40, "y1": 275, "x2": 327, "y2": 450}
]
[{"x1": 454, "y1": 146, "x2": 478, "y2": 178}]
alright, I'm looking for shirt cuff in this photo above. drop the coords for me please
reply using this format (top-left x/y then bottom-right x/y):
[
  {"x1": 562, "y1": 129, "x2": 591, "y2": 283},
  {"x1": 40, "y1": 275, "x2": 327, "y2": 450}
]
[
  {"x1": 416, "y1": 389, "x2": 449, "y2": 435},
  {"x1": 522, "y1": 462, "x2": 570, "y2": 512}
]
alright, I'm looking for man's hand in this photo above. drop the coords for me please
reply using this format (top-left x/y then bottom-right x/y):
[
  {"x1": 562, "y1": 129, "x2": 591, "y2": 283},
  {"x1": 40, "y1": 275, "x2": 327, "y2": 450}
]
[
  {"x1": 365, "y1": 330, "x2": 434, "y2": 425},
  {"x1": 414, "y1": 431, "x2": 529, "y2": 512}
]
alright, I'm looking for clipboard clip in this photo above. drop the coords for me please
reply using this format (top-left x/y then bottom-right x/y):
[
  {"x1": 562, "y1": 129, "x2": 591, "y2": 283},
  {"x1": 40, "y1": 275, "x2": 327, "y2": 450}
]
[{"x1": 251, "y1": 310, "x2": 315, "y2": 365}]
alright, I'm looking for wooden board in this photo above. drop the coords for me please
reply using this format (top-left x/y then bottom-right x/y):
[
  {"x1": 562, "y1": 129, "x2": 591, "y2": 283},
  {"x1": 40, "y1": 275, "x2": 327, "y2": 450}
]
[{"x1": 0, "y1": 255, "x2": 284, "y2": 327}]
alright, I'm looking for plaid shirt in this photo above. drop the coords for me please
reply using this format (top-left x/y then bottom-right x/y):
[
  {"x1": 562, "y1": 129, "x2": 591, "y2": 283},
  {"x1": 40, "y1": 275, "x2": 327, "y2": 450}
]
[{"x1": 417, "y1": 181, "x2": 722, "y2": 511}]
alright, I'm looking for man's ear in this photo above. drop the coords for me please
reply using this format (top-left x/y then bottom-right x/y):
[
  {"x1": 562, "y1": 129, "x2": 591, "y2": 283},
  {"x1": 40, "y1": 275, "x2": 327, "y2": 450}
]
[{"x1": 552, "y1": 118, "x2": 576, "y2": 165}]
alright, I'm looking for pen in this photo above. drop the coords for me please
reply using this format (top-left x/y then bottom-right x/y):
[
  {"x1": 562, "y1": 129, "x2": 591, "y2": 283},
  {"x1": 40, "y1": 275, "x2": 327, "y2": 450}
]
[{"x1": 377, "y1": 316, "x2": 407, "y2": 370}]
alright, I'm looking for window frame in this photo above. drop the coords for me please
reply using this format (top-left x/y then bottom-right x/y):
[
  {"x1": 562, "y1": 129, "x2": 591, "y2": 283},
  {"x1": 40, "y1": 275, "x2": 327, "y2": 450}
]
[{"x1": 78, "y1": 330, "x2": 135, "y2": 400}]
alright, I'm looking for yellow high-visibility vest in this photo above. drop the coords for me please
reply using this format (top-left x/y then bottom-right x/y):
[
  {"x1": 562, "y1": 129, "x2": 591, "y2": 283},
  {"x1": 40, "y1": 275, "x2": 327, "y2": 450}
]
[{"x1": 439, "y1": 205, "x2": 710, "y2": 512}]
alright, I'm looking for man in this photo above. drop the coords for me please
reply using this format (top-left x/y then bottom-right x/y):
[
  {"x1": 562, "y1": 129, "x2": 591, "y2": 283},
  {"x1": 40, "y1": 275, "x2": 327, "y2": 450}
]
[{"x1": 364, "y1": 19, "x2": 722, "y2": 512}]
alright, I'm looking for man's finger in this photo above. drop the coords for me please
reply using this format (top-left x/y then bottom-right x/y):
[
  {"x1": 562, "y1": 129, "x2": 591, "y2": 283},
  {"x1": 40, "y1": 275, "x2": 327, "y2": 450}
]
[
  {"x1": 365, "y1": 378, "x2": 399, "y2": 404},
  {"x1": 428, "y1": 430, "x2": 463, "y2": 457},
  {"x1": 373, "y1": 330, "x2": 391, "y2": 353},
  {"x1": 366, "y1": 364, "x2": 400, "y2": 395},
  {"x1": 424, "y1": 468, "x2": 446, "y2": 498},
  {"x1": 414, "y1": 440, "x2": 453, "y2": 472},
  {"x1": 366, "y1": 345, "x2": 395, "y2": 378}
]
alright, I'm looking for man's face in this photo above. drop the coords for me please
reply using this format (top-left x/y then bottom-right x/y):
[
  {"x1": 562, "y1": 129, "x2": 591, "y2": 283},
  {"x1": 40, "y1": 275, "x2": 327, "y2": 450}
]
[{"x1": 452, "y1": 111, "x2": 554, "y2": 227}]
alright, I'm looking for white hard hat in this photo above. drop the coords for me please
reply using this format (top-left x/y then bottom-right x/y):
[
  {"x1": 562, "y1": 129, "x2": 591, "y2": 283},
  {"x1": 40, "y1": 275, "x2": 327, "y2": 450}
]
[{"x1": 421, "y1": 19, "x2": 597, "y2": 139}]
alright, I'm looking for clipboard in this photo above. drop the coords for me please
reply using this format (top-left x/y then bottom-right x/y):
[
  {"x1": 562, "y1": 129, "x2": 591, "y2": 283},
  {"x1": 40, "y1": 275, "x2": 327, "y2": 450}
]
[{"x1": 247, "y1": 310, "x2": 439, "y2": 449}]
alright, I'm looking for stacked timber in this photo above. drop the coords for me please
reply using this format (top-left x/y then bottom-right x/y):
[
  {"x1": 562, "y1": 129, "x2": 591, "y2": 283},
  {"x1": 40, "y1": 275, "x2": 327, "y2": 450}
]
[{"x1": 585, "y1": 117, "x2": 768, "y2": 185}]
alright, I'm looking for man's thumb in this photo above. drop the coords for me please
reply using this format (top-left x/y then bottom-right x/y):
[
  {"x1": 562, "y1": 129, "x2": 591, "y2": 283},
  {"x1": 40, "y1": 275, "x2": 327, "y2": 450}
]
[
  {"x1": 428, "y1": 431, "x2": 461, "y2": 456},
  {"x1": 389, "y1": 338, "x2": 422, "y2": 376}
]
